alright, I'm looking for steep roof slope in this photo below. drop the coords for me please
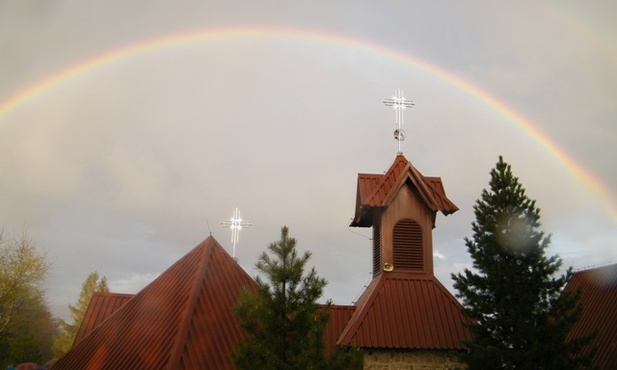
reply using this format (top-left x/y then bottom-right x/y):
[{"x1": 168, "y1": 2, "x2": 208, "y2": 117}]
[
  {"x1": 565, "y1": 264, "x2": 617, "y2": 370},
  {"x1": 337, "y1": 273, "x2": 471, "y2": 350},
  {"x1": 52, "y1": 236, "x2": 255, "y2": 370}
]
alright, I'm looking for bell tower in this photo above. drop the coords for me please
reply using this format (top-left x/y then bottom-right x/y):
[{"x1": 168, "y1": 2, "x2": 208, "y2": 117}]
[
  {"x1": 338, "y1": 91, "x2": 471, "y2": 354},
  {"x1": 350, "y1": 154, "x2": 458, "y2": 277}
]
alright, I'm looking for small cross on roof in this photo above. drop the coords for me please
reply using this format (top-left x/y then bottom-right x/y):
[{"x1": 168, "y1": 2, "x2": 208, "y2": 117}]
[{"x1": 220, "y1": 208, "x2": 252, "y2": 259}]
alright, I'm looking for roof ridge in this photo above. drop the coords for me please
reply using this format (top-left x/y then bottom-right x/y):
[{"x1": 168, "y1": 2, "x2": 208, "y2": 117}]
[
  {"x1": 430, "y1": 276, "x2": 469, "y2": 316},
  {"x1": 573, "y1": 262, "x2": 617, "y2": 273},
  {"x1": 405, "y1": 163, "x2": 440, "y2": 211},
  {"x1": 363, "y1": 156, "x2": 441, "y2": 211},
  {"x1": 167, "y1": 236, "x2": 215, "y2": 369}
]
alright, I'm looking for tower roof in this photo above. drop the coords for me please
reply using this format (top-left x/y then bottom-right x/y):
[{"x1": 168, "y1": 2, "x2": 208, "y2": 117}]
[
  {"x1": 337, "y1": 273, "x2": 471, "y2": 350},
  {"x1": 52, "y1": 236, "x2": 255, "y2": 370},
  {"x1": 351, "y1": 154, "x2": 458, "y2": 227}
]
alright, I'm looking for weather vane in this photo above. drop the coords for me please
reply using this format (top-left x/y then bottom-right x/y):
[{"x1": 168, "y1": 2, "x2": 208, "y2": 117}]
[
  {"x1": 383, "y1": 88, "x2": 414, "y2": 153},
  {"x1": 220, "y1": 208, "x2": 252, "y2": 260}
]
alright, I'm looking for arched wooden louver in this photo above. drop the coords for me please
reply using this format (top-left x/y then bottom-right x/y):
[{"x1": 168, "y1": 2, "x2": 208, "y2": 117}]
[{"x1": 393, "y1": 219, "x2": 423, "y2": 271}]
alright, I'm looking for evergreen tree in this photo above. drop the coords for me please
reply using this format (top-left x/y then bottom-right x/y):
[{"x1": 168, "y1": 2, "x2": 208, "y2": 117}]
[
  {"x1": 451, "y1": 156, "x2": 595, "y2": 370},
  {"x1": 233, "y1": 226, "x2": 362, "y2": 370},
  {"x1": 52, "y1": 271, "x2": 109, "y2": 357}
]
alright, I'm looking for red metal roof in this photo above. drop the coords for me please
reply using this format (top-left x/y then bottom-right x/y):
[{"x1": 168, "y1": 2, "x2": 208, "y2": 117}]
[
  {"x1": 73, "y1": 292, "x2": 133, "y2": 345},
  {"x1": 364, "y1": 154, "x2": 411, "y2": 207},
  {"x1": 337, "y1": 272, "x2": 471, "y2": 350},
  {"x1": 60, "y1": 239, "x2": 356, "y2": 369},
  {"x1": 72, "y1": 294, "x2": 354, "y2": 359},
  {"x1": 565, "y1": 264, "x2": 617, "y2": 370},
  {"x1": 422, "y1": 176, "x2": 458, "y2": 214},
  {"x1": 324, "y1": 305, "x2": 356, "y2": 353},
  {"x1": 351, "y1": 154, "x2": 458, "y2": 226},
  {"x1": 52, "y1": 236, "x2": 256, "y2": 370}
]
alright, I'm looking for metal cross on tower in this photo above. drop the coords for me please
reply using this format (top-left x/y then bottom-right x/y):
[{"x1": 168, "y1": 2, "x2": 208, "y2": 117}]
[
  {"x1": 383, "y1": 88, "x2": 414, "y2": 153},
  {"x1": 220, "y1": 208, "x2": 252, "y2": 260}
]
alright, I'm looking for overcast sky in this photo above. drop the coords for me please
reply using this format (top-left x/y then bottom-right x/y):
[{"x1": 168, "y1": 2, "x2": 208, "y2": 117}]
[{"x1": 1, "y1": 1, "x2": 615, "y2": 320}]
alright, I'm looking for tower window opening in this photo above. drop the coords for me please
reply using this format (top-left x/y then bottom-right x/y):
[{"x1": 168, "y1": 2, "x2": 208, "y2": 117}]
[{"x1": 393, "y1": 219, "x2": 423, "y2": 271}]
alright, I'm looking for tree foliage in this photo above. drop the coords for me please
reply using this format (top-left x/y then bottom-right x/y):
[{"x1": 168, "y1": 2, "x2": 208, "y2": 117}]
[
  {"x1": 451, "y1": 156, "x2": 595, "y2": 370},
  {"x1": 0, "y1": 232, "x2": 50, "y2": 335},
  {"x1": 233, "y1": 226, "x2": 362, "y2": 370},
  {"x1": 0, "y1": 232, "x2": 54, "y2": 367},
  {"x1": 52, "y1": 271, "x2": 109, "y2": 357},
  {"x1": 2, "y1": 291, "x2": 56, "y2": 366}
]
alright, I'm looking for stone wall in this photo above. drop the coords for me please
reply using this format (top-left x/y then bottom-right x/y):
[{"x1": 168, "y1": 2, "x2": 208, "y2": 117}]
[{"x1": 363, "y1": 349, "x2": 466, "y2": 370}]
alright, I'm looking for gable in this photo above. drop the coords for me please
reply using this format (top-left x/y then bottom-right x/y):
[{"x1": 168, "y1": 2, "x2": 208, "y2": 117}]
[{"x1": 351, "y1": 155, "x2": 457, "y2": 227}]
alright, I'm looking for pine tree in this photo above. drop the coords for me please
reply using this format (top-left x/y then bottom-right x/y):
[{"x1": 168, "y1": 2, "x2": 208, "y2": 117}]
[
  {"x1": 451, "y1": 156, "x2": 595, "y2": 370},
  {"x1": 52, "y1": 271, "x2": 109, "y2": 357},
  {"x1": 233, "y1": 226, "x2": 362, "y2": 370}
]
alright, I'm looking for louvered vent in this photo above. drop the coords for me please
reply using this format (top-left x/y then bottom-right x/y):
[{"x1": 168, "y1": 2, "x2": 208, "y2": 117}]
[
  {"x1": 393, "y1": 219, "x2": 423, "y2": 271},
  {"x1": 372, "y1": 226, "x2": 381, "y2": 276}
]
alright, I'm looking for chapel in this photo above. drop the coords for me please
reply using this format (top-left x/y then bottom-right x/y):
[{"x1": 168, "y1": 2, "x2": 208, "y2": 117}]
[{"x1": 51, "y1": 91, "x2": 473, "y2": 369}]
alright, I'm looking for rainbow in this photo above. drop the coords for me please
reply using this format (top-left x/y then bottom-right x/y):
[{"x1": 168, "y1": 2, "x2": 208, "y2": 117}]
[{"x1": 0, "y1": 27, "x2": 615, "y2": 222}]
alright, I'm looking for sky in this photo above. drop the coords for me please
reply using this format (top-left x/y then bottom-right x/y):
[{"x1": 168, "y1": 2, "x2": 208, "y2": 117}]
[{"x1": 1, "y1": 1, "x2": 615, "y2": 320}]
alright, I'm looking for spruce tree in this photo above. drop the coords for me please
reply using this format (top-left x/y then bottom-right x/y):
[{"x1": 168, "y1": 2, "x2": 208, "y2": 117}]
[
  {"x1": 233, "y1": 226, "x2": 362, "y2": 370},
  {"x1": 451, "y1": 156, "x2": 595, "y2": 370}
]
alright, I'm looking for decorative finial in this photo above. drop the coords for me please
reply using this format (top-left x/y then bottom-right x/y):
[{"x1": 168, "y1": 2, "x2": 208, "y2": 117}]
[
  {"x1": 220, "y1": 208, "x2": 252, "y2": 260},
  {"x1": 383, "y1": 89, "x2": 414, "y2": 153}
]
